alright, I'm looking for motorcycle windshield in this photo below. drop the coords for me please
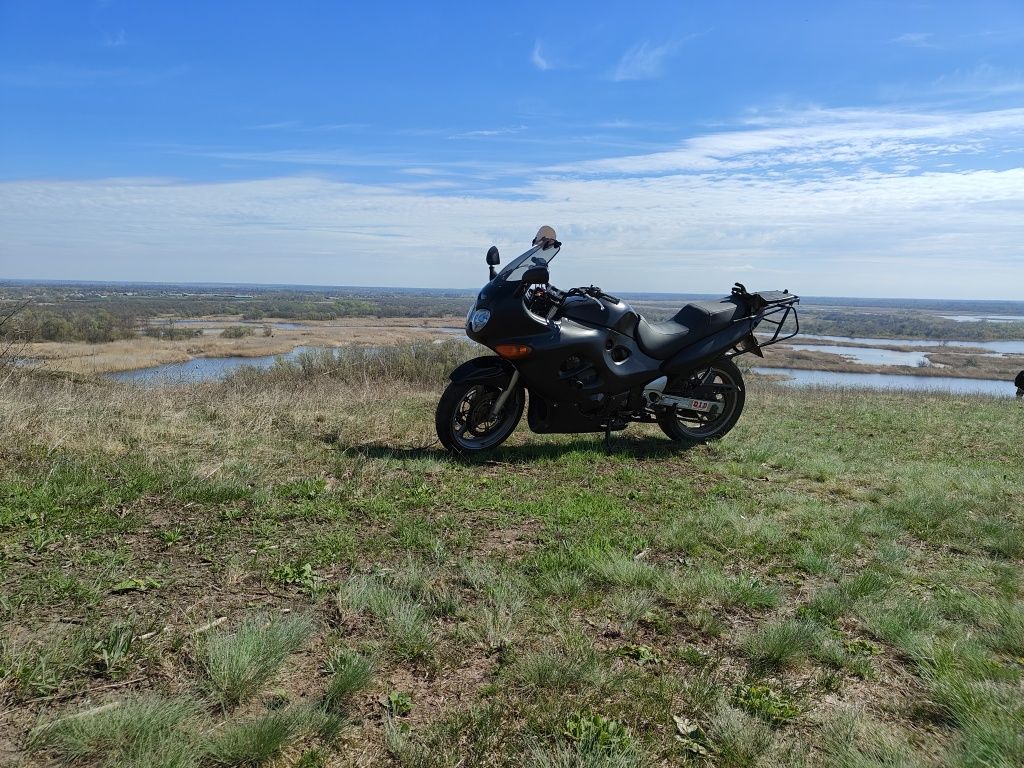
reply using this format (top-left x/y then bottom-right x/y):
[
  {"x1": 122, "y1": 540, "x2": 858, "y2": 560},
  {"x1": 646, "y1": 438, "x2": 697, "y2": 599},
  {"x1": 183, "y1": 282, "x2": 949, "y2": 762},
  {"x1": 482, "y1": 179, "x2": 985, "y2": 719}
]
[{"x1": 494, "y1": 243, "x2": 560, "y2": 284}]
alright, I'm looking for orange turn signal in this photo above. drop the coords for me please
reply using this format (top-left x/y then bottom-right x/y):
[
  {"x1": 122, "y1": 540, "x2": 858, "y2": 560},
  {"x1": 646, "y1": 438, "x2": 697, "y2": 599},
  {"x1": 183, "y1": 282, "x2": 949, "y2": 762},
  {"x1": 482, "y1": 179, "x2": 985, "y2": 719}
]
[{"x1": 495, "y1": 343, "x2": 533, "y2": 360}]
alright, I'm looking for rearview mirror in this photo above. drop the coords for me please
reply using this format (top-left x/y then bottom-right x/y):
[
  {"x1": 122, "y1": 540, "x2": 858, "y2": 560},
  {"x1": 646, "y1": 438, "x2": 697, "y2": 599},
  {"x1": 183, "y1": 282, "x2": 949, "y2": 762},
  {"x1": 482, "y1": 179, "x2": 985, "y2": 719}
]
[
  {"x1": 522, "y1": 266, "x2": 549, "y2": 284},
  {"x1": 486, "y1": 246, "x2": 500, "y2": 266}
]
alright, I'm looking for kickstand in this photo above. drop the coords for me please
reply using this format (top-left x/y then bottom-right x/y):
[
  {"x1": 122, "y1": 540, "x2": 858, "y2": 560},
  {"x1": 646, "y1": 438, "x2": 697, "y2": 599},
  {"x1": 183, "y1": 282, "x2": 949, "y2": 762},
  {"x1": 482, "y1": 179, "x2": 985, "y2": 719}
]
[{"x1": 604, "y1": 423, "x2": 612, "y2": 446}]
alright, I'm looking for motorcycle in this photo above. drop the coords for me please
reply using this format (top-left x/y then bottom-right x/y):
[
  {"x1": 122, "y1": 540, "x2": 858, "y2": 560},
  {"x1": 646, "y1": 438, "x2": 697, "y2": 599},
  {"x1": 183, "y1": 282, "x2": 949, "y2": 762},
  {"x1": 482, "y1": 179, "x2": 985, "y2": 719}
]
[{"x1": 435, "y1": 227, "x2": 799, "y2": 455}]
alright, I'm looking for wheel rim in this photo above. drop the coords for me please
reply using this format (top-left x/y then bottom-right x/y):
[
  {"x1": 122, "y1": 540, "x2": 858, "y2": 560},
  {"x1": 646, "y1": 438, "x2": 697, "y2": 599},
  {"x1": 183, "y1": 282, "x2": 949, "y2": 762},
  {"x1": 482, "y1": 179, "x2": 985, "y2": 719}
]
[
  {"x1": 669, "y1": 365, "x2": 741, "y2": 438},
  {"x1": 449, "y1": 385, "x2": 519, "y2": 450}
]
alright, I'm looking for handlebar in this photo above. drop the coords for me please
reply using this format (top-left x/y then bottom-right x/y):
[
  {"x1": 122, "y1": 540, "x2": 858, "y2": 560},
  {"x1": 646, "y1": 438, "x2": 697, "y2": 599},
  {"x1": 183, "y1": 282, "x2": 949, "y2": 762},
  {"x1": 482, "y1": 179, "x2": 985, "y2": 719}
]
[
  {"x1": 526, "y1": 284, "x2": 622, "y2": 320},
  {"x1": 571, "y1": 285, "x2": 620, "y2": 304}
]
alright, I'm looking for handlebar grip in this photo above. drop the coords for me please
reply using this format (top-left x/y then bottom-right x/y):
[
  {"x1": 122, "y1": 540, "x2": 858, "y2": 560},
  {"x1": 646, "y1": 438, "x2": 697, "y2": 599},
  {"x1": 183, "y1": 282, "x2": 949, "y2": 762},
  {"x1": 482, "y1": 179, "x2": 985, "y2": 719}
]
[{"x1": 602, "y1": 293, "x2": 620, "y2": 304}]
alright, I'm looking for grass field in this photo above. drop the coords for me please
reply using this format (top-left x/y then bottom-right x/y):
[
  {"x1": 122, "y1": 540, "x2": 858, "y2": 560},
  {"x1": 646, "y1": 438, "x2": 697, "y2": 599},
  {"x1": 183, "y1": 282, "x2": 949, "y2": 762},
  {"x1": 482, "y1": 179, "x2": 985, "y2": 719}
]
[{"x1": 1, "y1": 343, "x2": 1022, "y2": 767}]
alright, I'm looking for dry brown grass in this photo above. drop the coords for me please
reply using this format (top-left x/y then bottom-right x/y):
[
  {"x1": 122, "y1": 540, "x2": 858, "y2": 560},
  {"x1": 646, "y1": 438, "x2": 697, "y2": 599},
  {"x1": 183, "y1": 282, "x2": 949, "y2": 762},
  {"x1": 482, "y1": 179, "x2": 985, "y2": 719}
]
[
  {"x1": 0, "y1": 369, "x2": 439, "y2": 466},
  {"x1": 18, "y1": 316, "x2": 466, "y2": 375}
]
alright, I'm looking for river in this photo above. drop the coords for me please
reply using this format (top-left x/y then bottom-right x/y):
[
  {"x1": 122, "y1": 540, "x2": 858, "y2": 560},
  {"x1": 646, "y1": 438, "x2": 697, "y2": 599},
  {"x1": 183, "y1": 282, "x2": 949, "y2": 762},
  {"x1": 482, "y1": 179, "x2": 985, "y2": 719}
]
[{"x1": 756, "y1": 368, "x2": 1012, "y2": 397}]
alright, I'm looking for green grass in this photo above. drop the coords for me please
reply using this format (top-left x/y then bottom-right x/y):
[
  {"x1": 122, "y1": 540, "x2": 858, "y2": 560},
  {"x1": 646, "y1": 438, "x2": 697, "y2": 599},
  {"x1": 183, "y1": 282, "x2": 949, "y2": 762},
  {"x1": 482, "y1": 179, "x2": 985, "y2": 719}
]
[
  {"x1": 205, "y1": 707, "x2": 317, "y2": 767},
  {"x1": 323, "y1": 648, "x2": 375, "y2": 711},
  {"x1": 30, "y1": 696, "x2": 201, "y2": 768},
  {"x1": 740, "y1": 618, "x2": 824, "y2": 671},
  {"x1": 200, "y1": 614, "x2": 313, "y2": 707},
  {"x1": 2, "y1": 351, "x2": 1023, "y2": 765}
]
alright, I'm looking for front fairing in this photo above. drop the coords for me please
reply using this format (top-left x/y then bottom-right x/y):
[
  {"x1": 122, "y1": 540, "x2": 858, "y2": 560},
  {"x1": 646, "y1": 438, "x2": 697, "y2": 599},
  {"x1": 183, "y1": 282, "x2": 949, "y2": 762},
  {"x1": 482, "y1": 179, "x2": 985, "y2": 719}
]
[
  {"x1": 468, "y1": 278, "x2": 548, "y2": 345},
  {"x1": 466, "y1": 244, "x2": 560, "y2": 346}
]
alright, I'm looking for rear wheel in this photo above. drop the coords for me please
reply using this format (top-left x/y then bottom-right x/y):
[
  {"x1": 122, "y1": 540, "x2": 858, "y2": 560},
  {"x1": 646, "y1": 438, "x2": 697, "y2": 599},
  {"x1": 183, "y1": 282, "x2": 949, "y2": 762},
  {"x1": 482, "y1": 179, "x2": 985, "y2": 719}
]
[
  {"x1": 435, "y1": 381, "x2": 524, "y2": 455},
  {"x1": 657, "y1": 358, "x2": 745, "y2": 446}
]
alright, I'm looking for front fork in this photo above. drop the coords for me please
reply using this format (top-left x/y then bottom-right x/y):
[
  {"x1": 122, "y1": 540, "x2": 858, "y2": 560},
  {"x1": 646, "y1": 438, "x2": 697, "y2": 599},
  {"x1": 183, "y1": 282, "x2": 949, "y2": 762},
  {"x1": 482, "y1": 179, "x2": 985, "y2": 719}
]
[{"x1": 488, "y1": 369, "x2": 520, "y2": 418}]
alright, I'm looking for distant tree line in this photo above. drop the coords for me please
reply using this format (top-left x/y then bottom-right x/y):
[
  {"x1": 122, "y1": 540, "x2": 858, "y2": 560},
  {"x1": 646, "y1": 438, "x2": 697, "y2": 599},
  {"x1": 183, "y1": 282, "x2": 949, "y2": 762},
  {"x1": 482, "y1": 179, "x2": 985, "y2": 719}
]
[
  {"x1": 1, "y1": 307, "x2": 139, "y2": 343},
  {"x1": 7, "y1": 282, "x2": 1019, "y2": 344}
]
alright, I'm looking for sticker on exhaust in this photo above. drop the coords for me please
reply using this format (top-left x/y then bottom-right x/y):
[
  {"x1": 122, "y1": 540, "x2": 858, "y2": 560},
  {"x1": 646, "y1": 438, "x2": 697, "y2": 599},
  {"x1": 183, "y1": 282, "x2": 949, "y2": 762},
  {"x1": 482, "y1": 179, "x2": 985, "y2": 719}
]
[{"x1": 685, "y1": 399, "x2": 713, "y2": 412}]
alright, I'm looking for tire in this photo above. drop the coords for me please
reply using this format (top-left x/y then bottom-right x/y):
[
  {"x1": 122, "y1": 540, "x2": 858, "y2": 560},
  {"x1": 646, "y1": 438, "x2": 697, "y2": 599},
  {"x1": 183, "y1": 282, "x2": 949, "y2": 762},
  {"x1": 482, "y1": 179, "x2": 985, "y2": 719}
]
[
  {"x1": 657, "y1": 357, "x2": 745, "y2": 446},
  {"x1": 435, "y1": 380, "x2": 524, "y2": 455}
]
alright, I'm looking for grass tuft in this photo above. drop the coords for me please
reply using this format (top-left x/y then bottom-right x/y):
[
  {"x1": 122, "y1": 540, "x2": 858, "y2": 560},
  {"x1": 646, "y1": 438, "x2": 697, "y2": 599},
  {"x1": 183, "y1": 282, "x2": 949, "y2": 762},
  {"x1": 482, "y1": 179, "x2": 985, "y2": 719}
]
[
  {"x1": 200, "y1": 613, "x2": 313, "y2": 707},
  {"x1": 339, "y1": 572, "x2": 434, "y2": 660},
  {"x1": 205, "y1": 706, "x2": 316, "y2": 766},
  {"x1": 30, "y1": 695, "x2": 200, "y2": 768},
  {"x1": 740, "y1": 619, "x2": 823, "y2": 671},
  {"x1": 323, "y1": 648, "x2": 374, "y2": 711}
]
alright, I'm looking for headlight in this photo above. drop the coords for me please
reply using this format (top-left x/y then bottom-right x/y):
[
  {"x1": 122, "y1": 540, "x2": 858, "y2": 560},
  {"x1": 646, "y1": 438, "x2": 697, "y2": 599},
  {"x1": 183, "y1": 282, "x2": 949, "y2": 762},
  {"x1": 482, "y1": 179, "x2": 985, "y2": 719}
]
[{"x1": 470, "y1": 308, "x2": 491, "y2": 333}]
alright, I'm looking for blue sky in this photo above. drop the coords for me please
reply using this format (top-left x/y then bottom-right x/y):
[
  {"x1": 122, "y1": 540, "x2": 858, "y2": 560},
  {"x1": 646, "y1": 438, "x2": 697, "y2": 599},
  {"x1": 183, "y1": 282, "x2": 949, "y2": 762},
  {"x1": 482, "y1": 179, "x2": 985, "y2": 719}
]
[{"x1": 2, "y1": 1, "x2": 1023, "y2": 298}]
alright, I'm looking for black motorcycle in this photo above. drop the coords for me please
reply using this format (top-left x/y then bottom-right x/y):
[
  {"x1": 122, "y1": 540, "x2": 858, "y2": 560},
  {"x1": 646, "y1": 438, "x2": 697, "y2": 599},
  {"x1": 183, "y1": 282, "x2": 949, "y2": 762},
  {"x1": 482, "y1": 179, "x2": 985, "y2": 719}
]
[{"x1": 435, "y1": 227, "x2": 799, "y2": 455}]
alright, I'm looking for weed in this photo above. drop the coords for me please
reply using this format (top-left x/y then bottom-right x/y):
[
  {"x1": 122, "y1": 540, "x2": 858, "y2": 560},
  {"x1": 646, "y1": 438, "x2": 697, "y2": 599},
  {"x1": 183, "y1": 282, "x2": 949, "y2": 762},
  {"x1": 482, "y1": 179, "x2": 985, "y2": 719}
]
[
  {"x1": 28, "y1": 527, "x2": 60, "y2": 555},
  {"x1": 722, "y1": 572, "x2": 781, "y2": 610},
  {"x1": 295, "y1": 748, "x2": 329, "y2": 768},
  {"x1": 2, "y1": 631, "x2": 91, "y2": 701},
  {"x1": 673, "y1": 715, "x2": 714, "y2": 757},
  {"x1": 732, "y1": 683, "x2": 800, "y2": 724},
  {"x1": 157, "y1": 527, "x2": 184, "y2": 547},
  {"x1": 564, "y1": 711, "x2": 633, "y2": 754},
  {"x1": 857, "y1": 597, "x2": 938, "y2": 654},
  {"x1": 617, "y1": 644, "x2": 663, "y2": 665},
  {"x1": 675, "y1": 671, "x2": 724, "y2": 716},
  {"x1": 383, "y1": 690, "x2": 413, "y2": 716},
  {"x1": 111, "y1": 576, "x2": 162, "y2": 594},
  {"x1": 386, "y1": 601, "x2": 432, "y2": 661},
  {"x1": 675, "y1": 645, "x2": 709, "y2": 666},
  {"x1": 91, "y1": 621, "x2": 136, "y2": 675},
  {"x1": 589, "y1": 551, "x2": 666, "y2": 591},
  {"x1": 268, "y1": 561, "x2": 322, "y2": 593}
]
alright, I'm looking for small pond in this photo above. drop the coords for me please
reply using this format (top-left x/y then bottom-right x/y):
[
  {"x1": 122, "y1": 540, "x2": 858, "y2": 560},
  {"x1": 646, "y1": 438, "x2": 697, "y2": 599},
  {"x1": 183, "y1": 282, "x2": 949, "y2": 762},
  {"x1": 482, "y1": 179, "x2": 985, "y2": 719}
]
[
  {"x1": 789, "y1": 344, "x2": 929, "y2": 367},
  {"x1": 109, "y1": 346, "x2": 319, "y2": 385}
]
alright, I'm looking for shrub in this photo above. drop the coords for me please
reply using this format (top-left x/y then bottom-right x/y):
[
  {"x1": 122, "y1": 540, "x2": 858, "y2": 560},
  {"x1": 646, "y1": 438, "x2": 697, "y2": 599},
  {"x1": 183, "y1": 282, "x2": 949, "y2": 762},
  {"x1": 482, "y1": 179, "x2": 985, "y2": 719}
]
[{"x1": 220, "y1": 325, "x2": 254, "y2": 339}]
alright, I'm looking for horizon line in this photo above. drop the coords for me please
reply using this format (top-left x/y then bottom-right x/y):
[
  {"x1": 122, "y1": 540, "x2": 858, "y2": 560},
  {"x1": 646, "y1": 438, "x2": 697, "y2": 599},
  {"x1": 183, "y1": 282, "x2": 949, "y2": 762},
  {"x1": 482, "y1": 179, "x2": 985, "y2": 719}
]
[{"x1": 1, "y1": 277, "x2": 1023, "y2": 306}]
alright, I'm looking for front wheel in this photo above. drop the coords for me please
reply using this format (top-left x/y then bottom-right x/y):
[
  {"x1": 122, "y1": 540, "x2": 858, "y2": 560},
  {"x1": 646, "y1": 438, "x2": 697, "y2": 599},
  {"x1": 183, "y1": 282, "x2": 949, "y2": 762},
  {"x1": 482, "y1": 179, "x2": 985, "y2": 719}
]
[
  {"x1": 435, "y1": 380, "x2": 524, "y2": 455},
  {"x1": 657, "y1": 358, "x2": 745, "y2": 446}
]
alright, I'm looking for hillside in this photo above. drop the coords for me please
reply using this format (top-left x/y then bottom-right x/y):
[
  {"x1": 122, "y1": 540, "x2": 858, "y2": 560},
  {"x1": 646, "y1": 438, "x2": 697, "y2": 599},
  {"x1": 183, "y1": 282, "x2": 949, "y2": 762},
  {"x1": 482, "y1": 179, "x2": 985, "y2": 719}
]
[{"x1": 1, "y1": 349, "x2": 1022, "y2": 767}]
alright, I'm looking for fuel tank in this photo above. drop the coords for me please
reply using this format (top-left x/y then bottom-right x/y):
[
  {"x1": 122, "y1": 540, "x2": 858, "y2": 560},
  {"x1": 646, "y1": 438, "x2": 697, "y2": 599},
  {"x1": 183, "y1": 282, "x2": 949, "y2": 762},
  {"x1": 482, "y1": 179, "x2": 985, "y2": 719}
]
[{"x1": 559, "y1": 295, "x2": 639, "y2": 335}]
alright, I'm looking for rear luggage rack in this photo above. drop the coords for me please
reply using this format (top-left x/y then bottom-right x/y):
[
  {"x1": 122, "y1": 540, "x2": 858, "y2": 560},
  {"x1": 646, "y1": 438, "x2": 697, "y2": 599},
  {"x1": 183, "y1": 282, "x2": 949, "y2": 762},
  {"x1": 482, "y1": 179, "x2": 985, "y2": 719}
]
[{"x1": 725, "y1": 283, "x2": 800, "y2": 358}]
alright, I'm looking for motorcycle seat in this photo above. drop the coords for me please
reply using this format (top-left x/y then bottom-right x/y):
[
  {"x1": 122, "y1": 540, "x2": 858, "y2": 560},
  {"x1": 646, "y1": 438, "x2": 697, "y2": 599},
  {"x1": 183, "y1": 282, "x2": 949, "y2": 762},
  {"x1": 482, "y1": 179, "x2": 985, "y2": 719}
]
[{"x1": 635, "y1": 296, "x2": 747, "y2": 360}]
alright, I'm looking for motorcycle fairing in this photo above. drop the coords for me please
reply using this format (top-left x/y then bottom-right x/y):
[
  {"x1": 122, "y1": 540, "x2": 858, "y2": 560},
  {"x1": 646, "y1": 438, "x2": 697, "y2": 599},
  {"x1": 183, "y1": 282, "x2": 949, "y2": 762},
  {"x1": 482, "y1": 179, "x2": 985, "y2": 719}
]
[{"x1": 447, "y1": 355, "x2": 517, "y2": 385}]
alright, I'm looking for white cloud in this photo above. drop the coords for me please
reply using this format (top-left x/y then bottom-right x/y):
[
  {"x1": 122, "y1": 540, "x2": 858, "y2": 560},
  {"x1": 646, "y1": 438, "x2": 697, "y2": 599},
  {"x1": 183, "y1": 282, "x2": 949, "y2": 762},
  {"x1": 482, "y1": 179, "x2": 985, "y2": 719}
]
[
  {"x1": 448, "y1": 126, "x2": 526, "y2": 139},
  {"x1": 551, "y1": 107, "x2": 1024, "y2": 175},
  {"x1": 891, "y1": 32, "x2": 936, "y2": 48},
  {"x1": 612, "y1": 40, "x2": 678, "y2": 81},
  {"x1": 931, "y1": 63, "x2": 1024, "y2": 97},
  {"x1": 531, "y1": 40, "x2": 551, "y2": 71},
  {"x1": 2, "y1": 106, "x2": 1023, "y2": 299}
]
